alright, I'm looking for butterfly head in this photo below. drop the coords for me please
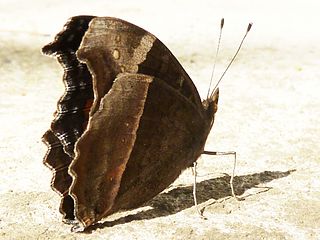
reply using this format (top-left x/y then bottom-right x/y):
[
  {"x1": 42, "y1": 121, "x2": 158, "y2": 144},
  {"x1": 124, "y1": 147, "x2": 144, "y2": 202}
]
[{"x1": 203, "y1": 88, "x2": 219, "y2": 125}]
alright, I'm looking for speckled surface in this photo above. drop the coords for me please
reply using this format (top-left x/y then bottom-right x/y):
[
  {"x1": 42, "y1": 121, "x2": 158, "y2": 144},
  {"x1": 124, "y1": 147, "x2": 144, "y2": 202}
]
[{"x1": 0, "y1": 1, "x2": 320, "y2": 239}]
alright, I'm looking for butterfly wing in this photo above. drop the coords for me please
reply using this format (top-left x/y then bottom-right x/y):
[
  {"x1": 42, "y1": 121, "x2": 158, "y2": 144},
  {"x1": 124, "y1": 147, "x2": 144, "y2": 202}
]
[
  {"x1": 42, "y1": 16, "x2": 95, "y2": 221},
  {"x1": 69, "y1": 73, "x2": 152, "y2": 228},
  {"x1": 69, "y1": 73, "x2": 213, "y2": 228},
  {"x1": 76, "y1": 17, "x2": 204, "y2": 115}
]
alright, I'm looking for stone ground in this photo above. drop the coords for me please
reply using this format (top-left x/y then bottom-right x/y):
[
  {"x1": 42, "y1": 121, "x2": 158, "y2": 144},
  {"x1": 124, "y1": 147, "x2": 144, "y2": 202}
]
[{"x1": 0, "y1": 0, "x2": 319, "y2": 239}]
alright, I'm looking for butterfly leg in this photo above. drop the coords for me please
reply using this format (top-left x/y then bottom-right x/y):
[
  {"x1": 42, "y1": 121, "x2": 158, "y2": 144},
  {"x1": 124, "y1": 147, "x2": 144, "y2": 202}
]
[
  {"x1": 192, "y1": 161, "x2": 207, "y2": 219},
  {"x1": 202, "y1": 151, "x2": 243, "y2": 201}
]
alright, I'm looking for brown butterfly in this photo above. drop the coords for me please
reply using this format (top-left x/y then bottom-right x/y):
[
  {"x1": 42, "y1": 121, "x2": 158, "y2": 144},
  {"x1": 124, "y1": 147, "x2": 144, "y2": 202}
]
[{"x1": 42, "y1": 16, "x2": 251, "y2": 231}]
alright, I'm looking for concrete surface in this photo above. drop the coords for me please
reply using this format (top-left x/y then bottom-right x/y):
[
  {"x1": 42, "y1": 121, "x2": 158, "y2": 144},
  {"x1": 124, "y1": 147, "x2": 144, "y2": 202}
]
[{"x1": 0, "y1": 0, "x2": 319, "y2": 239}]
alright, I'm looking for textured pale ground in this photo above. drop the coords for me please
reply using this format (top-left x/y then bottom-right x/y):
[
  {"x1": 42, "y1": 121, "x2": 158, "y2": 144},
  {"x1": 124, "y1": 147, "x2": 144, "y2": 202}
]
[{"x1": 0, "y1": 0, "x2": 320, "y2": 239}]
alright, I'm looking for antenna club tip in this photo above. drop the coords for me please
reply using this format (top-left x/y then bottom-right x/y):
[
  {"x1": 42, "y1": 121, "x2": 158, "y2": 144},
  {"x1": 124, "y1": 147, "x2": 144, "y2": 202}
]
[
  {"x1": 247, "y1": 22, "x2": 253, "y2": 32},
  {"x1": 220, "y1": 18, "x2": 224, "y2": 29}
]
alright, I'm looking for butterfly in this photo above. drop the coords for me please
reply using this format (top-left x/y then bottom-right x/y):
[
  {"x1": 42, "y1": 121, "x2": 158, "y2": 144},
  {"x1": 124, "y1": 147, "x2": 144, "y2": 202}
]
[{"x1": 42, "y1": 15, "x2": 251, "y2": 231}]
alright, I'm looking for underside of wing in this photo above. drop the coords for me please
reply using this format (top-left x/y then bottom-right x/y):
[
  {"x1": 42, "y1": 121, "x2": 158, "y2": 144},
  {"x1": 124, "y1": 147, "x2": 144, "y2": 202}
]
[
  {"x1": 42, "y1": 15, "x2": 95, "y2": 222},
  {"x1": 69, "y1": 73, "x2": 153, "y2": 228},
  {"x1": 69, "y1": 72, "x2": 212, "y2": 229},
  {"x1": 112, "y1": 75, "x2": 212, "y2": 213},
  {"x1": 77, "y1": 17, "x2": 204, "y2": 114}
]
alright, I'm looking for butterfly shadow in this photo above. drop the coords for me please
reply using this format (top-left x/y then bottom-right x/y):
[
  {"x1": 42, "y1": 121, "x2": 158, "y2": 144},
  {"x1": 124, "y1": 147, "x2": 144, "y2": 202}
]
[{"x1": 86, "y1": 169, "x2": 296, "y2": 232}]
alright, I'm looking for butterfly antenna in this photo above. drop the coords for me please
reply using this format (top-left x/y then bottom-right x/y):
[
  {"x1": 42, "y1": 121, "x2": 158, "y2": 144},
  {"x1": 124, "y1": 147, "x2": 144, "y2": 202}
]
[
  {"x1": 210, "y1": 22, "x2": 253, "y2": 99},
  {"x1": 206, "y1": 18, "x2": 224, "y2": 99}
]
